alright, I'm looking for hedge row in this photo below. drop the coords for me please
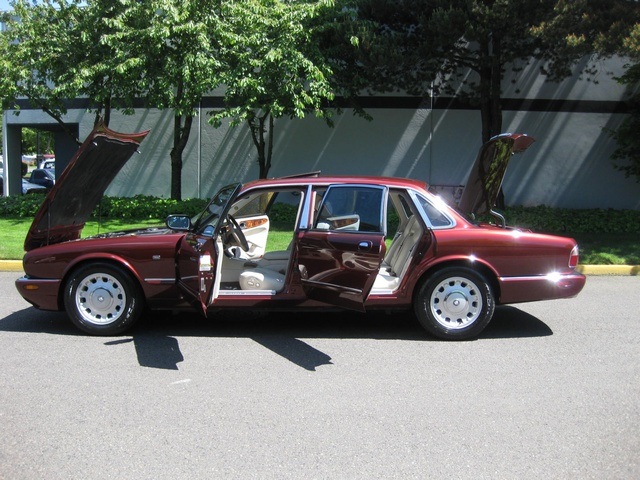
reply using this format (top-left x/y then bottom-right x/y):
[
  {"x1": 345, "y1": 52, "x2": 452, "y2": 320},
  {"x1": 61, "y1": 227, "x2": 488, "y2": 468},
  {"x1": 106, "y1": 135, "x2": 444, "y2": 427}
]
[
  {"x1": 0, "y1": 194, "x2": 208, "y2": 219},
  {"x1": 1, "y1": 194, "x2": 639, "y2": 234},
  {"x1": 500, "y1": 205, "x2": 640, "y2": 234}
]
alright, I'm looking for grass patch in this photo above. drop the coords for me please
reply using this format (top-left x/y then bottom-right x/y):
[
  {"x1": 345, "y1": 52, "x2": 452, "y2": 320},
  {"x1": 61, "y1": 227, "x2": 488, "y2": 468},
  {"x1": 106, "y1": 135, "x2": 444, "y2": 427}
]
[
  {"x1": 0, "y1": 217, "x2": 162, "y2": 260},
  {"x1": 572, "y1": 233, "x2": 640, "y2": 265}
]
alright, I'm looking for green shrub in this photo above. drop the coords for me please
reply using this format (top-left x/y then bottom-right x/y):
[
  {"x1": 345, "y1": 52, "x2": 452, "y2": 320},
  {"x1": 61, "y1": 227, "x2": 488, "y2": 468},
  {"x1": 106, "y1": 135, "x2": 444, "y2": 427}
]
[
  {"x1": 1, "y1": 194, "x2": 638, "y2": 234},
  {"x1": 268, "y1": 202, "x2": 299, "y2": 223},
  {"x1": 0, "y1": 194, "x2": 208, "y2": 220},
  {"x1": 503, "y1": 206, "x2": 640, "y2": 234},
  {"x1": 94, "y1": 195, "x2": 208, "y2": 219}
]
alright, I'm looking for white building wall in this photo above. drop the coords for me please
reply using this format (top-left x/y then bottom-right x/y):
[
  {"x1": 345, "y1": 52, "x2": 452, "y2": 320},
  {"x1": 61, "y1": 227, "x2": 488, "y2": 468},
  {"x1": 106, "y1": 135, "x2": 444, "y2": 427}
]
[{"x1": 4, "y1": 57, "x2": 639, "y2": 209}]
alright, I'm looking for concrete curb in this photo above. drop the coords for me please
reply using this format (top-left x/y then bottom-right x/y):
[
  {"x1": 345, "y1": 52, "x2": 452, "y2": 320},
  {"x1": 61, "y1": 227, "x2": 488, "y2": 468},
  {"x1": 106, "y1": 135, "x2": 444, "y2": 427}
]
[
  {"x1": 0, "y1": 260, "x2": 24, "y2": 272},
  {"x1": 1, "y1": 259, "x2": 638, "y2": 275},
  {"x1": 576, "y1": 265, "x2": 640, "y2": 276}
]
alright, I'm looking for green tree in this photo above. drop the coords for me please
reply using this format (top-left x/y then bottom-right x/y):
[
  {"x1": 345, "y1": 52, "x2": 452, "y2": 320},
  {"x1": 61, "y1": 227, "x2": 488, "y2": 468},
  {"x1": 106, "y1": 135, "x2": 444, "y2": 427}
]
[
  {"x1": 347, "y1": 1, "x2": 569, "y2": 143},
  {"x1": 610, "y1": 24, "x2": 640, "y2": 182},
  {"x1": 2, "y1": 0, "x2": 224, "y2": 200},
  {"x1": 533, "y1": 0, "x2": 640, "y2": 182},
  {"x1": 21, "y1": 128, "x2": 54, "y2": 156},
  {"x1": 0, "y1": 0, "x2": 87, "y2": 142},
  {"x1": 338, "y1": 0, "x2": 640, "y2": 206},
  {"x1": 100, "y1": 0, "x2": 224, "y2": 200},
  {"x1": 209, "y1": 0, "x2": 335, "y2": 179}
]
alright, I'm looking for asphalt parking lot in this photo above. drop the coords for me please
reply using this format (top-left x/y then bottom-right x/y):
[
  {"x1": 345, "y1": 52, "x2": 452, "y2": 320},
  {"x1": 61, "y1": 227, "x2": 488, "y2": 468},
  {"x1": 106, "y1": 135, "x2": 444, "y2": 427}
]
[{"x1": 1, "y1": 272, "x2": 638, "y2": 479}]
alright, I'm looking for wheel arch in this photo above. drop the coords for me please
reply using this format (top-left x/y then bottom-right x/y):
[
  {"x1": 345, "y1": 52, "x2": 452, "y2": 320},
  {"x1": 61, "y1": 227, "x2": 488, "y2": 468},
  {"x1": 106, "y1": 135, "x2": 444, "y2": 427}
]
[
  {"x1": 59, "y1": 256, "x2": 146, "y2": 311},
  {"x1": 412, "y1": 258, "x2": 501, "y2": 303}
]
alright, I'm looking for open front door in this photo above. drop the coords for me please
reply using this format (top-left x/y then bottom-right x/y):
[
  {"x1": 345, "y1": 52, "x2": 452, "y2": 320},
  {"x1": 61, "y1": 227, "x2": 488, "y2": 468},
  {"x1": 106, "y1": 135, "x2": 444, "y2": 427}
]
[
  {"x1": 176, "y1": 183, "x2": 241, "y2": 315},
  {"x1": 176, "y1": 234, "x2": 219, "y2": 315},
  {"x1": 297, "y1": 184, "x2": 387, "y2": 312}
]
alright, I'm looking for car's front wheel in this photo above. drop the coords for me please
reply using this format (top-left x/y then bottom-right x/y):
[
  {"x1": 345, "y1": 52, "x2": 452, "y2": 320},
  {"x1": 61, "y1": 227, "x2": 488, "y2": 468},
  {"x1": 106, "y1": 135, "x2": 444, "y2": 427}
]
[
  {"x1": 414, "y1": 267, "x2": 495, "y2": 340},
  {"x1": 64, "y1": 263, "x2": 143, "y2": 335}
]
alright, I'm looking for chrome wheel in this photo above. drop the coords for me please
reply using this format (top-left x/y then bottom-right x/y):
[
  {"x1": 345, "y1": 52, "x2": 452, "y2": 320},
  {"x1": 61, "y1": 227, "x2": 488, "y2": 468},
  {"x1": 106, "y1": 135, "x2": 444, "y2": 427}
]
[
  {"x1": 414, "y1": 267, "x2": 495, "y2": 340},
  {"x1": 430, "y1": 276, "x2": 482, "y2": 330},
  {"x1": 64, "y1": 263, "x2": 143, "y2": 335},
  {"x1": 75, "y1": 272, "x2": 126, "y2": 325}
]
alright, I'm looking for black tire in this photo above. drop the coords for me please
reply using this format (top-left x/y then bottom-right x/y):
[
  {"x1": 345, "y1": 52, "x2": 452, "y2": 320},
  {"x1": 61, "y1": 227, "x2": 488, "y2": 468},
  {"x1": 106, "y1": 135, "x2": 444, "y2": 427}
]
[
  {"x1": 414, "y1": 267, "x2": 495, "y2": 340},
  {"x1": 63, "y1": 262, "x2": 144, "y2": 335}
]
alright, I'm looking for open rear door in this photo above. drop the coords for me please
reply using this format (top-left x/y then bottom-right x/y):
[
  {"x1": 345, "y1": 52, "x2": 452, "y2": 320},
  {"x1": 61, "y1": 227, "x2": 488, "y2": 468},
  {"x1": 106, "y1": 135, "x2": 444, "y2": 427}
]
[{"x1": 297, "y1": 184, "x2": 387, "y2": 312}]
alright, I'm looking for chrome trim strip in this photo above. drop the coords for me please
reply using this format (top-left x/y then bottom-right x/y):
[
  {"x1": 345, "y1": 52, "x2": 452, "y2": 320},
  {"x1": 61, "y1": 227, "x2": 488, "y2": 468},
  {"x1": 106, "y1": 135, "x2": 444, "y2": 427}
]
[
  {"x1": 370, "y1": 288, "x2": 395, "y2": 295},
  {"x1": 144, "y1": 278, "x2": 176, "y2": 285},
  {"x1": 499, "y1": 273, "x2": 584, "y2": 282},
  {"x1": 218, "y1": 290, "x2": 276, "y2": 296}
]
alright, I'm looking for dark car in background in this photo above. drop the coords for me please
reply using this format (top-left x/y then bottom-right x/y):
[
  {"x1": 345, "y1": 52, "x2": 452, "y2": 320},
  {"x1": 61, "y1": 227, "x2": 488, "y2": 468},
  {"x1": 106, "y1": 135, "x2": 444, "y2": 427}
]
[
  {"x1": 28, "y1": 168, "x2": 56, "y2": 189},
  {"x1": 0, "y1": 175, "x2": 48, "y2": 196},
  {"x1": 15, "y1": 124, "x2": 585, "y2": 340}
]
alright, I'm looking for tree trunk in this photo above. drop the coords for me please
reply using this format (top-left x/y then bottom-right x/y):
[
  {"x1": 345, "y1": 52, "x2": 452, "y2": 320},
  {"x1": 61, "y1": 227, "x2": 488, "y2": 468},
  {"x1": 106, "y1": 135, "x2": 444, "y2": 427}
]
[
  {"x1": 479, "y1": 35, "x2": 506, "y2": 209},
  {"x1": 478, "y1": 37, "x2": 503, "y2": 143},
  {"x1": 249, "y1": 111, "x2": 274, "y2": 179},
  {"x1": 170, "y1": 113, "x2": 193, "y2": 201}
]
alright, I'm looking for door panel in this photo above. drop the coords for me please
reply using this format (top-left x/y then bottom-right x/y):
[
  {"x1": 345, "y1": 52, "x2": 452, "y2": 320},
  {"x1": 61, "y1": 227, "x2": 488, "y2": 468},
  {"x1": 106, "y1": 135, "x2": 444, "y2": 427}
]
[
  {"x1": 297, "y1": 231, "x2": 385, "y2": 311},
  {"x1": 176, "y1": 233, "x2": 217, "y2": 315},
  {"x1": 297, "y1": 184, "x2": 387, "y2": 311},
  {"x1": 236, "y1": 215, "x2": 270, "y2": 258}
]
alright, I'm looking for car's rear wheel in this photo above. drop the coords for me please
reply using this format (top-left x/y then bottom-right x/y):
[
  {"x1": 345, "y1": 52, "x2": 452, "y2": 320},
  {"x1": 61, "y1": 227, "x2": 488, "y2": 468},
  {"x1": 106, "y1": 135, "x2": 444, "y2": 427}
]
[
  {"x1": 414, "y1": 267, "x2": 495, "y2": 340},
  {"x1": 64, "y1": 263, "x2": 143, "y2": 335}
]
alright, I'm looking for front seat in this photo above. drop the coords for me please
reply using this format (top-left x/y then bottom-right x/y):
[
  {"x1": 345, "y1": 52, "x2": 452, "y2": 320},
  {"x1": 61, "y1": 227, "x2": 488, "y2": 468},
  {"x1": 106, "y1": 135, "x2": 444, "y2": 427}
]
[{"x1": 239, "y1": 268, "x2": 285, "y2": 292}]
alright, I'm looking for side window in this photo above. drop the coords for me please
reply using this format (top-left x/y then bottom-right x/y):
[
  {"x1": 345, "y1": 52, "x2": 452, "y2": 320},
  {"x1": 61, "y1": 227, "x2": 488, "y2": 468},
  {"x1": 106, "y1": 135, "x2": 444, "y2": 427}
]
[
  {"x1": 416, "y1": 193, "x2": 454, "y2": 228},
  {"x1": 314, "y1": 185, "x2": 385, "y2": 233}
]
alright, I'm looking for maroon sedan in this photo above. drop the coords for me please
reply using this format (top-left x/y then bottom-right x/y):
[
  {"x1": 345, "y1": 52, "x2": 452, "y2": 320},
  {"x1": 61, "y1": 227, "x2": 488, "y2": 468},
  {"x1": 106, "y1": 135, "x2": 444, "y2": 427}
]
[{"x1": 16, "y1": 124, "x2": 585, "y2": 340}]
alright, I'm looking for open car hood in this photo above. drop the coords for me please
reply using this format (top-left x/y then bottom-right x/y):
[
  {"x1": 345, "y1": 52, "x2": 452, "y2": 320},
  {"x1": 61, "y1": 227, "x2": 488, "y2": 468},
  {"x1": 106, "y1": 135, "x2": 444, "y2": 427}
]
[
  {"x1": 457, "y1": 133, "x2": 535, "y2": 217},
  {"x1": 24, "y1": 123, "x2": 150, "y2": 252}
]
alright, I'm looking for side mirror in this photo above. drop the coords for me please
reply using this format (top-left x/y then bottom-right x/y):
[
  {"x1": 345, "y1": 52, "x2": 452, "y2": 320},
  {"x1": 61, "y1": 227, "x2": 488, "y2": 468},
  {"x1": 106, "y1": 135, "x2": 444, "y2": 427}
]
[{"x1": 166, "y1": 214, "x2": 191, "y2": 231}]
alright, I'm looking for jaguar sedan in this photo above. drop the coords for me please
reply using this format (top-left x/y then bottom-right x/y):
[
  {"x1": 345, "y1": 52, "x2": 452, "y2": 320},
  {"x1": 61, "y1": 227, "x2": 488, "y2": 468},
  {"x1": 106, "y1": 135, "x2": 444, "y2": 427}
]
[{"x1": 16, "y1": 124, "x2": 585, "y2": 340}]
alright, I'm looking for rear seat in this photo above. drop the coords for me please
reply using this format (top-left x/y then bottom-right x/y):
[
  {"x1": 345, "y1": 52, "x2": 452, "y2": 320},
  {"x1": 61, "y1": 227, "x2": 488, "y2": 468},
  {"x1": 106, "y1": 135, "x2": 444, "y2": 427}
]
[{"x1": 373, "y1": 215, "x2": 423, "y2": 291}]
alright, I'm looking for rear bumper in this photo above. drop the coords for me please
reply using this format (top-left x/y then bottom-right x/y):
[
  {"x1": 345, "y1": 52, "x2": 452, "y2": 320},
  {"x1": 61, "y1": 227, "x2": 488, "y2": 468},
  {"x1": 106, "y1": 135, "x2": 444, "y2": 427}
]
[
  {"x1": 498, "y1": 272, "x2": 586, "y2": 304},
  {"x1": 15, "y1": 276, "x2": 62, "y2": 311}
]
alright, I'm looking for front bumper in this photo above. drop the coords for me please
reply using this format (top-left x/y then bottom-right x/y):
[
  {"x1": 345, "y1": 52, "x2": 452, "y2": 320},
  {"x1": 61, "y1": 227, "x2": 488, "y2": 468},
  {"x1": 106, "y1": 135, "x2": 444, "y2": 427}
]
[{"x1": 15, "y1": 276, "x2": 63, "y2": 311}]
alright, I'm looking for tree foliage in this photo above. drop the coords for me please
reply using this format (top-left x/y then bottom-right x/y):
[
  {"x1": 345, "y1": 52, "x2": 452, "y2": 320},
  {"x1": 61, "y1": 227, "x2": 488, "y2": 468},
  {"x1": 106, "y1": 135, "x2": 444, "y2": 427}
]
[
  {"x1": 99, "y1": 0, "x2": 225, "y2": 200},
  {"x1": 609, "y1": 24, "x2": 640, "y2": 182},
  {"x1": 345, "y1": 1, "x2": 579, "y2": 143},
  {"x1": 2, "y1": 0, "x2": 639, "y2": 193},
  {"x1": 1, "y1": 0, "x2": 226, "y2": 200},
  {"x1": 208, "y1": 0, "x2": 336, "y2": 179},
  {"x1": 533, "y1": 0, "x2": 640, "y2": 182},
  {"x1": 0, "y1": 0, "x2": 87, "y2": 142}
]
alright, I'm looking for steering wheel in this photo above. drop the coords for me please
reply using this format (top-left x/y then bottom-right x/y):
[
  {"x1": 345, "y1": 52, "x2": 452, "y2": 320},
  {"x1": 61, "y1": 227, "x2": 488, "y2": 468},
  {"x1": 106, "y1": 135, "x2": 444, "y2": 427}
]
[{"x1": 226, "y1": 215, "x2": 249, "y2": 251}]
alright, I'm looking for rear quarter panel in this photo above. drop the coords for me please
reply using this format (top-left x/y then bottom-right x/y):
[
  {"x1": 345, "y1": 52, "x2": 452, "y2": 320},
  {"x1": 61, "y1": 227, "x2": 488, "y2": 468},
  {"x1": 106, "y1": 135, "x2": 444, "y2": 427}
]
[{"x1": 432, "y1": 226, "x2": 578, "y2": 277}]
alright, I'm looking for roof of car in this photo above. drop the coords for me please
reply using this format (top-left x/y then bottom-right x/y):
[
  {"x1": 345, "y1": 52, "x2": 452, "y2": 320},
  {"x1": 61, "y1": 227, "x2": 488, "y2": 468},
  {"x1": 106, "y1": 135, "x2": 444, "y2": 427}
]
[{"x1": 241, "y1": 173, "x2": 429, "y2": 191}]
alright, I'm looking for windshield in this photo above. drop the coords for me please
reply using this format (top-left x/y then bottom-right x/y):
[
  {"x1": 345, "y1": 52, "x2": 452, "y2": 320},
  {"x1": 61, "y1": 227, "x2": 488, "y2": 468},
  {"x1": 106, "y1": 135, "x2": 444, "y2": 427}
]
[{"x1": 192, "y1": 183, "x2": 241, "y2": 234}]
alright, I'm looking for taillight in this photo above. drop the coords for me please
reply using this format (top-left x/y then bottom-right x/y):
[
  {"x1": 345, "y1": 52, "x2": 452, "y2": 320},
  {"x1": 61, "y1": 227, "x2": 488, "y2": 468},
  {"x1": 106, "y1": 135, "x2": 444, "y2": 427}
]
[{"x1": 569, "y1": 245, "x2": 579, "y2": 268}]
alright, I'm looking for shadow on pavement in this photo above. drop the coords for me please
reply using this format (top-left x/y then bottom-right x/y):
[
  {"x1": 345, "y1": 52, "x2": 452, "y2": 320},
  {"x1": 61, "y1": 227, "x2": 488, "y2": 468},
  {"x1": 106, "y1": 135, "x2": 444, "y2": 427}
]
[{"x1": 0, "y1": 305, "x2": 552, "y2": 371}]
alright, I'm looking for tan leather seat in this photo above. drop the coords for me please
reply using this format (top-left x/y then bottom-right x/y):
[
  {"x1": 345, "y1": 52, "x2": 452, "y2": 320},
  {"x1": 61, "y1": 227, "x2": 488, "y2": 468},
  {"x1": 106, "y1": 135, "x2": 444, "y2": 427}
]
[
  {"x1": 239, "y1": 267, "x2": 285, "y2": 292},
  {"x1": 373, "y1": 215, "x2": 422, "y2": 291}
]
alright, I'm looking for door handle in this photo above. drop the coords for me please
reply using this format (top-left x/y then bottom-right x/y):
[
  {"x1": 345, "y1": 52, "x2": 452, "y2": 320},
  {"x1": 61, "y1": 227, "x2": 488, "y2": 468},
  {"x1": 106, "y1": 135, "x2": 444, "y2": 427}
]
[{"x1": 358, "y1": 241, "x2": 372, "y2": 251}]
